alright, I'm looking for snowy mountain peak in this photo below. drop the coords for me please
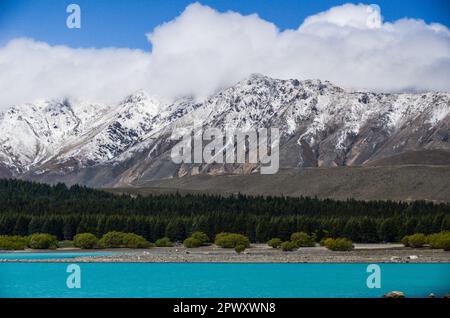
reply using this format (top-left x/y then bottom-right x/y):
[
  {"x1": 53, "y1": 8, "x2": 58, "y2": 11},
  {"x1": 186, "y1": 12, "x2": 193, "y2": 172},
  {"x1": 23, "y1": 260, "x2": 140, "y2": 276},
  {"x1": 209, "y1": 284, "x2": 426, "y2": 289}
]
[
  {"x1": 122, "y1": 90, "x2": 148, "y2": 102},
  {"x1": 0, "y1": 75, "x2": 448, "y2": 186}
]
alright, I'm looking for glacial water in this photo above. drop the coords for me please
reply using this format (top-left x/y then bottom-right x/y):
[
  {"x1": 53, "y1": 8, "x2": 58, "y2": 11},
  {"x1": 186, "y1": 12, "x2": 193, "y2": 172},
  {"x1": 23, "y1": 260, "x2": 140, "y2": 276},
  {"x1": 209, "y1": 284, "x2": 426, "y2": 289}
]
[{"x1": 0, "y1": 260, "x2": 449, "y2": 298}]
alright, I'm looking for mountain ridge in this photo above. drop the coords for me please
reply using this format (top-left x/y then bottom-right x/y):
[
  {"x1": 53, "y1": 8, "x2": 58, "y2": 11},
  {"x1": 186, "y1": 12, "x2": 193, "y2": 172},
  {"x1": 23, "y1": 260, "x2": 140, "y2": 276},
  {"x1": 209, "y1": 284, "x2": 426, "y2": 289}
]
[{"x1": 0, "y1": 74, "x2": 449, "y2": 188}]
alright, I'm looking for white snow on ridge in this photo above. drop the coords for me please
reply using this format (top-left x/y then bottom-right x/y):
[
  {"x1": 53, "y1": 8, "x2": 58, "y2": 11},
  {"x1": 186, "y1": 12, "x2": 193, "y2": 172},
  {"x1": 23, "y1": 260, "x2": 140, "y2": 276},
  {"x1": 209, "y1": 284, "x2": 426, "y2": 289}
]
[{"x1": 0, "y1": 75, "x2": 449, "y2": 174}]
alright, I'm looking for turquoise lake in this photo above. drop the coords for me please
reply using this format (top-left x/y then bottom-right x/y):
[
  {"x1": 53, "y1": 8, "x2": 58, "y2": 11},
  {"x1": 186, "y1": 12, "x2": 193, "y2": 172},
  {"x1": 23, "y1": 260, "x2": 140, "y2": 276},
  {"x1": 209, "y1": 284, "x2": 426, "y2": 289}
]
[{"x1": 0, "y1": 255, "x2": 449, "y2": 298}]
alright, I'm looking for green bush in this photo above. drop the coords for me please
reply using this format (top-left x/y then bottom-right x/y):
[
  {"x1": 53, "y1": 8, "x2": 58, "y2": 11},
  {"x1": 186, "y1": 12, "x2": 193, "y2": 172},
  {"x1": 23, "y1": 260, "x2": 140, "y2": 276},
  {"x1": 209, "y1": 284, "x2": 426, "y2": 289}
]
[
  {"x1": 402, "y1": 233, "x2": 427, "y2": 248},
  {"x1": 155, "y1": 237, "x2": 174, "y2": 247},
  {"x1": 437, "y1": 236, "x2": 450, "y2": 251},
  {"x1": 98, "y1": 231, "x2": 126, "y2": 248},
  {"x1": 267, "y1": 238, "x2": 283, "y2": 248},
  {"x1": 183, "y1": 231, "x2": 209, "y2": 248},
  {"x1": 183, "y1": 237, "x2": 202, "y2": 248},
  {"x1": 214, "y1": 233, "x2": 250, "y2": 248},
  {"x1": 235, "y1": 244, "x2": 246, "y2": 254},
  {"x1": 290, "y1": 232, "x2": 315, "y2": 247},
  {"x1": 319, "y1": 237, "x2": 330, "y2": 246},
  {"x1": 190, "y1": 231, "x2": 209, "y2": 244},
  {"x1": 0, "y1": 235, "x2": 29, "y2": 250},
  {"x1": 98, "y1": 231, "x2": 151, "y2": 248},
  {"x1": 428, "y1": 232, "x2": 450, "y2": 250},
  {"x1": 28, "y1": 233, "x2": 58, "y2": 249},
  {"x1": 401, "y1": 235, "x2": 410, "y2": 247},
  {"x1": 122, "y1": 233, "x2": 151, "y2": 248},
  {"x1": 427, "y1": 233, "x2": 440, "y2": 248},
  {"x1": 73, "y1": 233, "x2": 98, "y2": 249},
  {"x1": 323, "y1": 238, "x2": 354, "y2": 251},
  {"x1": 281, "y1": 241, "x2": 297, "y2": 252}
]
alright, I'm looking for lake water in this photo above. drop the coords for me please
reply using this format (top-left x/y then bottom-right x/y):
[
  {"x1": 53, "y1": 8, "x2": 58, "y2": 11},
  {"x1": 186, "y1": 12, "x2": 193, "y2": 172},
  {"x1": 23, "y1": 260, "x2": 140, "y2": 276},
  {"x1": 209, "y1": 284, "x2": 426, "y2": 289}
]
[{"x1": 0, "y1": 253, "x2": 449, "y2": 297}]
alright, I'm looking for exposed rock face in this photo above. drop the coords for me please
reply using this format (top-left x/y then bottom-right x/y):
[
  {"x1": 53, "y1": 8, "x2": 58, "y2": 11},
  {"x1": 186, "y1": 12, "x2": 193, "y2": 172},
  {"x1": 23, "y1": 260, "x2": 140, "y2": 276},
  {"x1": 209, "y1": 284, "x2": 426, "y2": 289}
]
[{"x1": 0, "y1": 74, "x2": 449, "y2": 187}]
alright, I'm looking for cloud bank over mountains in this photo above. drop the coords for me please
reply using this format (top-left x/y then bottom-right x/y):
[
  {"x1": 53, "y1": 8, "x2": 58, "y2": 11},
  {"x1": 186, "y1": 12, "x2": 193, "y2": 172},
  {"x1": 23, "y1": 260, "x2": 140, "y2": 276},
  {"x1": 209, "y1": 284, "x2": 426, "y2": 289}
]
[{"x1": 0, "y1": 2, "x2": 449, "y2": 109}]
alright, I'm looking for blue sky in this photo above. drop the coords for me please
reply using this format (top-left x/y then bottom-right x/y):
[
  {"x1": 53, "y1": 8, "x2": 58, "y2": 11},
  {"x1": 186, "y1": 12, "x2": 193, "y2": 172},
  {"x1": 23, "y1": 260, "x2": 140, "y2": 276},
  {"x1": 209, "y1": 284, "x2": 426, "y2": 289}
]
[
  {"x1": 0, "y1": 1, "x2": 449, "y2": 108},
  {"x1": 1, "y1": 0, "x2": 449, "y2": 50}
]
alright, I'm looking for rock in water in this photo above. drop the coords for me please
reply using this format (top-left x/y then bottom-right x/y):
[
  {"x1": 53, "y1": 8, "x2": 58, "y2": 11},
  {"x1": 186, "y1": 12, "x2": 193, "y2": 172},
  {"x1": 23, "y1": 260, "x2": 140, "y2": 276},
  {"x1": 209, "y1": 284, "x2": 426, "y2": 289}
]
[{"x1": 383, "y1": 291, "x2": 405, "y2": 298}]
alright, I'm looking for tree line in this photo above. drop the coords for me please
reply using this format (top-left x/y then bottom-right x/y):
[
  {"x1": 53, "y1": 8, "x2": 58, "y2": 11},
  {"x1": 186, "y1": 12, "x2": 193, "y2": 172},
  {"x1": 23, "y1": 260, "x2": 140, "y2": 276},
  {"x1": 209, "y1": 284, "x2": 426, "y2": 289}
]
[{"x1": 0, "y1": 179, "x2": 449, "y2": 243}]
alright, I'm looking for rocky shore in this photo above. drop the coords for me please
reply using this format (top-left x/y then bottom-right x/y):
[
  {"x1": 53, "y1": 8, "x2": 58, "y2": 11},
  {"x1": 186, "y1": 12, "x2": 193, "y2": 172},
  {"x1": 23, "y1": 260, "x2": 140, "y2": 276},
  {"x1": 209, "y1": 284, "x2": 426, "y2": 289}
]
[{"x1": 1, "y1": 244, "x2": 449, "y2": 263}]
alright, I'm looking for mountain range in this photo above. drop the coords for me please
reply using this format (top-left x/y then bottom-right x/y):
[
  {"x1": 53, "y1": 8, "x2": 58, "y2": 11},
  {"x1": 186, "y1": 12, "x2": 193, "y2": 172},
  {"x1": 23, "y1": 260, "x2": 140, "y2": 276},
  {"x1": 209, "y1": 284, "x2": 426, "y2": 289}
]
[{"x1": 1, "y1": 74, "x2": 449, "y2": 200}]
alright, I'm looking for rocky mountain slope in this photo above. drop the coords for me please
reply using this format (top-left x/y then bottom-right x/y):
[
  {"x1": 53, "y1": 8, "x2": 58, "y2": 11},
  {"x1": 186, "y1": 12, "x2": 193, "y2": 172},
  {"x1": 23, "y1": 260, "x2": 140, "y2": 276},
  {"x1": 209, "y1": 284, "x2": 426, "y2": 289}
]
[{"x1": 0, "y1": 74, "x2": 449, "y2": 189}]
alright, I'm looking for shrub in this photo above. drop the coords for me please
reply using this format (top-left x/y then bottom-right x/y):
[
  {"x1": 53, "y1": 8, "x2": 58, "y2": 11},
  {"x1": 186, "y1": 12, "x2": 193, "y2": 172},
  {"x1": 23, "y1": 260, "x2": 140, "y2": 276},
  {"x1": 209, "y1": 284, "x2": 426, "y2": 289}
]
[
  {"x1": 190, "y1": 232, "x2": 209, "y2": 244},
  {"x1": 319, "y1": 237, "x2": 330, "y2": 246},
  {"x1": 428, "y1": 232, "x2": 450, "y2": 250},
  {"x1": 323, "y1": 238, "x2": 354, "y2": 251},
  {"x1": 427, "y1": 233, "x2": 440, "y2": 248},
  {"x1": 281, "y1": 241, "x2": 297, "y2": 251},
  {"x1": 98, "y1": 231, "x2": 151, "y2": 248},
  {"x1": 0, "y1": 235, "x2": 29, "y2": 250},
  {"x1": 183, "y1": 237, "x2": 202, "y2": 248},
  {"x1": 438, "y1": 236, "x2": 450, "y2": 251},
  {"x1": 183, "y1": 231, "x2": 209, "y2": 248},
  {"x1": 290, "y1": 232, "x2": 315, "y2": 247},
  {"x1": 122, "y1": 233, "x2": 151, "y2": 248},
  {"x1": 401, "y1": 235, "x2": 410, "y2": 247},
  {"x1": 235, "y1": 244, "x2": 246, "y2": 254},
  {"x1": 28, "y1": 233, "x2": 58, "y2": 249},
  {"x1": 403, "y1": 233, "x2": 427, "y2": 248},
  {"x1": 73, "y1": 233, "x2": 98, "y2": 249},
  {"x1": 155, "y1": 237, "x2": 174, "y2": 247},
  {"x1": 267, "y1": 238, "x2": 283, "y2": 248},
  {"x1": 214, "y1": 233, "x2": 250, "y2": 248},
  {"x1": 98, "y1": 231, "x2": 126, "y2": 248}
]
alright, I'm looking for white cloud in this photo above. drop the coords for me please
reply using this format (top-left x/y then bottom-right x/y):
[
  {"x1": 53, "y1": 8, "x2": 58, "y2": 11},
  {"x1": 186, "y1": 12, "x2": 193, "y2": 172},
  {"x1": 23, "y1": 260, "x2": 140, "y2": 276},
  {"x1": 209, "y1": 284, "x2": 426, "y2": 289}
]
[
  {"x1": 0, "y1": 2, "x2": 449, "y2": 110},
  {"x1": 0, "y1": 39, "x2": 152, "y2": 108},
  {"x1": 301, "y1": 3, "x2": 383, "y2": 29}
]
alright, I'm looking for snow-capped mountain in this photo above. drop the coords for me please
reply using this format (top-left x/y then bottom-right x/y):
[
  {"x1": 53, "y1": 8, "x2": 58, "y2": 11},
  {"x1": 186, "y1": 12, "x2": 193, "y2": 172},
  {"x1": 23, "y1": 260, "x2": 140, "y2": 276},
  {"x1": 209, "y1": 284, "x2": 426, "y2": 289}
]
[
  {"x1": 0, "y1": 74, "x2": 449, "y2": 187},
  {"x1": 0, "y1": 98, "x2": 110, "y2": 174}
]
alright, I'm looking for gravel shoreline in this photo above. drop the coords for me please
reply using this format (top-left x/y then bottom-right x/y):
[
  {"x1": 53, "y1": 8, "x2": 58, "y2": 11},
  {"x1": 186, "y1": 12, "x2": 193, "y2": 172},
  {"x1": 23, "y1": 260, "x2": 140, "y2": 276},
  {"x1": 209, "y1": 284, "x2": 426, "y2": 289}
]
[{"x1": 1, "y1": 244, "x2": 449, "y2": 263}]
